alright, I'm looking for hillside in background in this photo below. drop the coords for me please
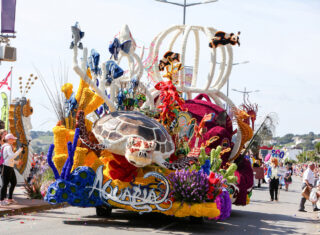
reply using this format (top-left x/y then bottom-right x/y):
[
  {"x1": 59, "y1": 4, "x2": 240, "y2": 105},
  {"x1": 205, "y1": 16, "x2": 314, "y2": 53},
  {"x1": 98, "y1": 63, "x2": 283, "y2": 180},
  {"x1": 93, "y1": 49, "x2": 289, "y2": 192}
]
[
  {"x1": 30, "y1": 131, "x2": 53, "y2": 154},
  {"x1": 28, "y1": 130, "x2": 320, "y2": 155},
  {"x1": 273, "y1": 132, "x2": 320, "y2": 150}
]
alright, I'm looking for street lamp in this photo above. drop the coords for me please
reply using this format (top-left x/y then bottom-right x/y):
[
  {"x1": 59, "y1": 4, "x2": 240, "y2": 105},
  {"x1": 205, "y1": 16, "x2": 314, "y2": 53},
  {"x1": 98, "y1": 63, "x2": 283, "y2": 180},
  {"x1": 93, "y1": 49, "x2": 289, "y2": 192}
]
[
  {"x1": 155, "y1": 0, "x2": 218, "y2": 25},
  {"x1": 232, "y1": 87, "x2": 260, "y2": 104}
]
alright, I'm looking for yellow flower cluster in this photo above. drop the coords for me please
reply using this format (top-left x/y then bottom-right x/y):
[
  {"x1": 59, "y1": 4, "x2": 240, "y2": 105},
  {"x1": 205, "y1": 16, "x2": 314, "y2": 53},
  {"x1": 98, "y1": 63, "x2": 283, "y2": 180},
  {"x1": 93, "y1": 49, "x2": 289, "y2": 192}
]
[
  {"x1": 84, "y1": 94, "x2": 104, "y2": 115},
  {"x1": 107, "y1": 200, "x2": 220, "y2": 218},
  {"x1": 52, "y1": 154, "x2": 67, "y2": 175},
  {"x1": 71, "y1": 147, "x2": 88, "y2": 172},
  {"x1": 61, "y1": 83, "x2": 73, "y2": 100},
  {"x1": 78, "y1": 88, "x2": 94, "y2": 111},
  {"x1": 163, "y1": 202, "x2": 220, "y2": 218},
  {"x1": 75, "y1": 68, "x2": 91, "y2": 102}
]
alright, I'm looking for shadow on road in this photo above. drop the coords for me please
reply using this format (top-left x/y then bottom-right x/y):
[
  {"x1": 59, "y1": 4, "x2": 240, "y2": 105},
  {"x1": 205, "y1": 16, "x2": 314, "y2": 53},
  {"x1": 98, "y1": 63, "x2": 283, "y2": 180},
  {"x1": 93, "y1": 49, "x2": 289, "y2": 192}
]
[{"x1": 58, "y1": 208, "x2": 317, "y2": 234}]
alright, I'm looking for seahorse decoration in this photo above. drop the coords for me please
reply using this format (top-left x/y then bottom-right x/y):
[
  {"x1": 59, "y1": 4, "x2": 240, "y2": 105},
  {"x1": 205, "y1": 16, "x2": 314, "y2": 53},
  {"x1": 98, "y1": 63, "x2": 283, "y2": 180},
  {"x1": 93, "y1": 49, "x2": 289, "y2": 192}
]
[
  {"x1": 8, "y1": 98, "x2": 33, "y2": 177},
  {"x1": 8, "y1": 74, "x2": 37, "y2": 178},
  {"x1": 240, "y1": 95, "x2": 258, "y2": 131},
  {"x1": 229, "y1": 109, "x2": 253, "y2": 162}
]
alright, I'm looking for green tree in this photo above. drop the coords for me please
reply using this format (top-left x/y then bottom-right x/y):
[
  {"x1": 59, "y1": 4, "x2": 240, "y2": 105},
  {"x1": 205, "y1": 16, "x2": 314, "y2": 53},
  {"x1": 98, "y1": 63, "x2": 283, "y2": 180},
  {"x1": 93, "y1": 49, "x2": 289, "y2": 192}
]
[{"x1": 315, "y1": 142, "x2": 320, "y2": 154}]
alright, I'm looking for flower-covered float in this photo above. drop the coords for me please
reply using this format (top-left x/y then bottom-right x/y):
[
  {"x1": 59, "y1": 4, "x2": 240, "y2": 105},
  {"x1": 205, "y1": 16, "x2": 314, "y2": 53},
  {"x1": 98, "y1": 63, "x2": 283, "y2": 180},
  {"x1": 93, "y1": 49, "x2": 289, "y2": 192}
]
[{"x1": 44, "y1": 22, "x2": 254, "y2": 220}]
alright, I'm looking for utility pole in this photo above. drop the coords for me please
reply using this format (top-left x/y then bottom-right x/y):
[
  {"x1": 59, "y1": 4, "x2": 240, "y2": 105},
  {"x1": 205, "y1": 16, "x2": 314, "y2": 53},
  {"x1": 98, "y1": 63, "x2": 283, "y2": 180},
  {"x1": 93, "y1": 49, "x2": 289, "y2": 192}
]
[{"x1": 232, "y1": 87, "x2": 260, "y2": 103}]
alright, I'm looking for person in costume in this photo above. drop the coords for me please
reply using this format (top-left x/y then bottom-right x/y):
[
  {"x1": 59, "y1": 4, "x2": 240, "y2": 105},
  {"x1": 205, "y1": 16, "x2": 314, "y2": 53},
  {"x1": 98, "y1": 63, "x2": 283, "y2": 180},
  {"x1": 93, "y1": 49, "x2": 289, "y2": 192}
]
[
  {"x1": 266, "y1": 157, "x2": 280, "y2": 201},
  {"x1": 0, "y1": 134, "x2": 23, "y2": 206}
]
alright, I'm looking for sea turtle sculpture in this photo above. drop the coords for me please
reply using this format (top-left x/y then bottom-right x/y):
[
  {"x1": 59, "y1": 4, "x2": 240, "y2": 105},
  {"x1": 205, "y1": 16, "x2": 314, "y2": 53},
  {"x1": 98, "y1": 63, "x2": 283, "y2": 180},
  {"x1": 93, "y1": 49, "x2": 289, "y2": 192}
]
[{"x1": 76, "y1": 111, "x2": 196, "y2": 169}]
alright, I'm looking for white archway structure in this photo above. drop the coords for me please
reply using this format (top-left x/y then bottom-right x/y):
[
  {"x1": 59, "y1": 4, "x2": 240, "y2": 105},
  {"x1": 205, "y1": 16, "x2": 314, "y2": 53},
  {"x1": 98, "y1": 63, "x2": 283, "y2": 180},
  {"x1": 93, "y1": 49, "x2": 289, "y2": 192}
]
[{"x1": 144, "y1": 25, "x2": 241, "y2": 161}]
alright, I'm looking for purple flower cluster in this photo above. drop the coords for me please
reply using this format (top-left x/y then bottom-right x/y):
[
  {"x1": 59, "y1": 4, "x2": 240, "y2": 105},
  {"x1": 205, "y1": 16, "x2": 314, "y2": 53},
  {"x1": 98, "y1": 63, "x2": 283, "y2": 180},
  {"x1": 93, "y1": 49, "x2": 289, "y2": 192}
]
[
  {"x1": 168, "y1": 169, "x2": 209, "y2": 203},
  {"x1": 214, "y1": 189, "x2": 232, "y2": 220}
]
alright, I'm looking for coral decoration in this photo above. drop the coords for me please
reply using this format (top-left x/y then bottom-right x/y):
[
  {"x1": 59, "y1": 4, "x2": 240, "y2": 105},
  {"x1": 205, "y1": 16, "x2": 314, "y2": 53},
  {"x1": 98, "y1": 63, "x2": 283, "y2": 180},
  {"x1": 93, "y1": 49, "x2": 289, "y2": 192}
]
[
  {"x1": 52, "y1": 126, "x2": 69, "y2": 155},
  {"x1": 71, "y1": 147, "x2": 88, "y2": 172},
  {"x1": 75, "y1": 68, "x2": 91, "y2": 102},
  {"x1": 61, "y1": 83, "x2": 74, "y2": 100},
  {"x1": 84, "y1": 94, "x2": 104, "y2": 115},
  {"x1": 155, "y1": 80, "x2": 185, "y2": 127},
  {"x1": 52, "y1": 154, "x2": 67, "y2": 175},
  {"x1": 78, "y1": 88, "x2": 94, "y2": 110}
]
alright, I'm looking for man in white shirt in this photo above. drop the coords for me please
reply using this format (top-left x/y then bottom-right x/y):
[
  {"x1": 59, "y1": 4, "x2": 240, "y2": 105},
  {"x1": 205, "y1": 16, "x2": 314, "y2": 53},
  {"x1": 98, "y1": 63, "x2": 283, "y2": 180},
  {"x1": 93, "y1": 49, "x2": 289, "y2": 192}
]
[{"x1": 299, "y1": 163, "x2": 319, "y2": 212}]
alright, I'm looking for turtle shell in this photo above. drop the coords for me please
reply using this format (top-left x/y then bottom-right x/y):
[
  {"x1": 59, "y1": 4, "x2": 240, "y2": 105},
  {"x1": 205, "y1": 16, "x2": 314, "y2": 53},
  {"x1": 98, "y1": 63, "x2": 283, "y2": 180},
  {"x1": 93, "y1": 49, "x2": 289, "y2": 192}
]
[{"x1": 92, "y1": 111, "x2": 174, "y2": 154}]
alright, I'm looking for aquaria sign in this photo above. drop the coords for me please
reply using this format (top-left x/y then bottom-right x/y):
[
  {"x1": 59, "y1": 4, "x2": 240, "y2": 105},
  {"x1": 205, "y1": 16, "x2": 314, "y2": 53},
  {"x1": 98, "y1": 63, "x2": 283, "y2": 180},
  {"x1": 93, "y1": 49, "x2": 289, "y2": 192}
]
[{"x1": 88, "y1": 166, "x2": 172, "y2": 213}]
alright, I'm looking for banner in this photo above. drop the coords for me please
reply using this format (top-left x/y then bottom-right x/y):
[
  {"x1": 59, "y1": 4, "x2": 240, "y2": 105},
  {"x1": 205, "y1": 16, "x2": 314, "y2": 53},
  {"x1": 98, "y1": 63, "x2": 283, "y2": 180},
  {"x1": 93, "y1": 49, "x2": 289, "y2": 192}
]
[
  {"x1": 1, "y1": 0, "x2": 16, "y2": 34},
  {"x1": 1, "y1": 92, "x2": 8, "y2": 130},
  {"x1": 184, "y1": 66, "x2": 193, "y2": 87}
]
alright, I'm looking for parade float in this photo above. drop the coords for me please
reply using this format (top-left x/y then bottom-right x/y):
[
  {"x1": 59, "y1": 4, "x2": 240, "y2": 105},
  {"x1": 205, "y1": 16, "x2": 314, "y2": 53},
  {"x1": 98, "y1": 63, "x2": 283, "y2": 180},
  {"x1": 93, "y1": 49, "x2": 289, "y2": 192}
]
[{"x1": 44, "y1": 22, "x2": 254, "y2": 220}]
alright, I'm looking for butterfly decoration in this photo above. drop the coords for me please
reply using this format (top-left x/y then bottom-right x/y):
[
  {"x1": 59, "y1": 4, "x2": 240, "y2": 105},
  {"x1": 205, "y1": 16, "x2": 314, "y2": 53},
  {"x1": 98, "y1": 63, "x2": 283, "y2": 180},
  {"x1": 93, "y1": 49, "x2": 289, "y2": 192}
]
[{"x1": 109, "y1": 38, "x2": 132, "y2": 60}]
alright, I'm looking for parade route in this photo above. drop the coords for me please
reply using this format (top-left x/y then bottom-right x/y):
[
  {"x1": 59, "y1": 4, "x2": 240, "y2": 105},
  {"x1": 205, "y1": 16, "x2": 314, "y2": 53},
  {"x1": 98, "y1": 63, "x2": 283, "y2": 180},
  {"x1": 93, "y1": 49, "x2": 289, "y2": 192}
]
[{"x1": 0, "y1": 176, "x2": 319, "y2": 235}]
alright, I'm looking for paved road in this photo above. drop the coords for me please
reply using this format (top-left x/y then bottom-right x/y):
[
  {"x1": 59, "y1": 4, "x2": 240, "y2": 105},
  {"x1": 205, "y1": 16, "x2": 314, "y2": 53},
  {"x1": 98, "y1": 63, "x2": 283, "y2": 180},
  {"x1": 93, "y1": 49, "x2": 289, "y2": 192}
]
[{"x1": 0, "y1": 176, "x2": 319, "y2": 235}]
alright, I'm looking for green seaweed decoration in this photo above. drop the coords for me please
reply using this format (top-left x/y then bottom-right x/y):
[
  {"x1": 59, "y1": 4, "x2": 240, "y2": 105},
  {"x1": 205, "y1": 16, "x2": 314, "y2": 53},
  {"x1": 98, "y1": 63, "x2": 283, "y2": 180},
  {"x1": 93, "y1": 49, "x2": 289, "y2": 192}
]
[
  {"x1": 190, "y1": 145, "x2": 238, "y2": 184},
  {"x1": 210, "y1": 146, "x2": 222, "y2": 172},
  {"x1": 219, "y1": 163, "x2": 238, "y2": 184}
]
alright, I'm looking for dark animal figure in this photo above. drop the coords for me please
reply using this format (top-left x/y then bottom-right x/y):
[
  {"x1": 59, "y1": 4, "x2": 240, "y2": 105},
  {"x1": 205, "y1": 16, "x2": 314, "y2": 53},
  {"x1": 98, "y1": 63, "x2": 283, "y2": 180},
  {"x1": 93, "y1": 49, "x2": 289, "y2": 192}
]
[
  {"x1": 209, "y1": 31, "x2": 240, "y2": 48},
  {"x1": 158, "y1": 51, "x2": 180, "y2": 71}
]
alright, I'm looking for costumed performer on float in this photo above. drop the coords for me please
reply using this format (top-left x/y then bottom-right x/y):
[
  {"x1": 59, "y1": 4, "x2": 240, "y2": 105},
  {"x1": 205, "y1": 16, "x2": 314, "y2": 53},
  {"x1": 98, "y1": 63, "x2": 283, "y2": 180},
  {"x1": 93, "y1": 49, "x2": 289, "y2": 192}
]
[{"x1": 265, "y1": 157, "x2": 280, "y2": 202}]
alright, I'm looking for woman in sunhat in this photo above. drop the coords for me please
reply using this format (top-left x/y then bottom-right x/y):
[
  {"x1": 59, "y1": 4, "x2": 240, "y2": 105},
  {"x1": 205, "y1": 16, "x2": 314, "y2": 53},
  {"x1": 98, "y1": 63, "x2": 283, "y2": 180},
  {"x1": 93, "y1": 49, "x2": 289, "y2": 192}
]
[{"x1": 0, "y1": 133, "x2": 23, "y2": 206}]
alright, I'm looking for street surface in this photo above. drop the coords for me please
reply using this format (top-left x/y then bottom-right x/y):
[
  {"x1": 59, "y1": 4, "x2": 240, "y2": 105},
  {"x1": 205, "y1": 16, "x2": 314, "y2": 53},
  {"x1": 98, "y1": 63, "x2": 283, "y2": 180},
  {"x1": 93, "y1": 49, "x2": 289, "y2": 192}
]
[{"x1": 0, "y1": 176, "x2": 319, "y2": 235}]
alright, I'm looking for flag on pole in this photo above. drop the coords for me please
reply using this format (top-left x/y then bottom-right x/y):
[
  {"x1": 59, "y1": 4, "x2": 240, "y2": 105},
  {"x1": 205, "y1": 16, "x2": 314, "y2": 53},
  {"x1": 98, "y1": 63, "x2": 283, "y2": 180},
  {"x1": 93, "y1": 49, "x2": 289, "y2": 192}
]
[
  {"x1": 0, "y1": 70, "x2": 11, "y2": 90},
  {"x1": 1, "y1": 0, "x2": 17, "y2": 34},
  {"x1": 0, "y1": 70, "x2": 11, "y2": 131}
]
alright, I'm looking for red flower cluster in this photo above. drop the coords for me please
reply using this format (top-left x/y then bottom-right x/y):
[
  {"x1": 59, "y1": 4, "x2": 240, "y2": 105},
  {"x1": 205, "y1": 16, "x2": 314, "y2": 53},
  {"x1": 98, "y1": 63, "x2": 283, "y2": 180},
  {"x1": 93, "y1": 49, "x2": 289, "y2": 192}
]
[
  {"x1": 207, "y1": 172, "x2": 223, "y2": 201},
  {"x1": 155, "y1": 81, "x2": 185, "y2": 125},
  {"x1": 109, "y1": 154, "x2": 138, "y2": 182}
]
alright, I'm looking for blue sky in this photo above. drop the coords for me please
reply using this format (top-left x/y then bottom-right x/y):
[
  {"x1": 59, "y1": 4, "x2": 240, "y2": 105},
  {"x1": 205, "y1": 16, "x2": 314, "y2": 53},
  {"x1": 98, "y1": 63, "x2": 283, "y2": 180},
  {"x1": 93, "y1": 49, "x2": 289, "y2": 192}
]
[{"x1": 0, "y1": 0, "x2": 319, "y2": 136}]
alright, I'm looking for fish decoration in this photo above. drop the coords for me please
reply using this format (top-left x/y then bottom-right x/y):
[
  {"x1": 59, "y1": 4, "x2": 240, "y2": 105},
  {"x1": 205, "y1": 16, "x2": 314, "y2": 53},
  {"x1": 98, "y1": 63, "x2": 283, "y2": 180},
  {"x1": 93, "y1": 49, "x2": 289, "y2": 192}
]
[
  {"x1": 70, "y1": 22, "x2": 85, "y2": 50},
  {"x1": 158, "y1": 51, "x2": 180, "y2": 71},
  {"x1": 87, "y1": 49, "x2": 101, "y2": 75},
  {"x1": 105, "y1": 61, "x2": 124, "y2": 85},
  {"x1": 209, "y1": 31, "x2": 240, "y2": 48}
]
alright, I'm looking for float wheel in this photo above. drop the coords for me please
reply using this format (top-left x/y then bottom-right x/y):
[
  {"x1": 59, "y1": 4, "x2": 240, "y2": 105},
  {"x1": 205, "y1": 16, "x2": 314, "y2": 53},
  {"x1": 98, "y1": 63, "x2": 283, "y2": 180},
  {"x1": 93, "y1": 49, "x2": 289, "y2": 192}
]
[{"x1": 96, "y1": 205, "x2": 112, "y2": 217}]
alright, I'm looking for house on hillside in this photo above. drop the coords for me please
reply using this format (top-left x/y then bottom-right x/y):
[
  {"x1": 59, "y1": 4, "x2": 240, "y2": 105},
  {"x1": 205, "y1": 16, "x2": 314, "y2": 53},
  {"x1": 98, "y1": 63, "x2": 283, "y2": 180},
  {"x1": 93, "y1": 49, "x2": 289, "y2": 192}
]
[
  {"x1": 293, "y1": 137, "x2": 305, "y2": 145},
  {"x1": 312, "y1": 138, "x2": 320, "y2": 144},
  {"x1": 284, "y1": 148, "x2": 302, "y2": 161}
]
